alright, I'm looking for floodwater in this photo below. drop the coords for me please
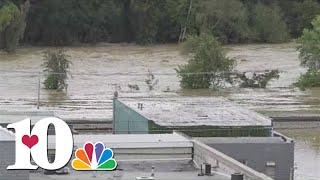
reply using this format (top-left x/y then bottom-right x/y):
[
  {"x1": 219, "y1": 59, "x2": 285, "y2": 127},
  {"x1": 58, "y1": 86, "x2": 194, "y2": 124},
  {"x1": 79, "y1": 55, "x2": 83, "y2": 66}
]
[
  {"x1": 0, "y1": 43, "x2": 320, "y2": 179},
  {"x1": 1, "y1": 42, "x2": 319, "y2": 118},
  {"x1": 278, "y1": 128, "x2": 320, "y2": 180}
]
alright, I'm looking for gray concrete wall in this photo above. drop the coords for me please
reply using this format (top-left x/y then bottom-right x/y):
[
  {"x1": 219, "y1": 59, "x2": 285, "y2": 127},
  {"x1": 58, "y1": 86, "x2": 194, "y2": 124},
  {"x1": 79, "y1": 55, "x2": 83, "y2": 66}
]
[
  {"x1": 206, "y1": 142, "x2": 294, "y2": 180},
  {"x1": 0, "y1": 141, "x2": 29, "y2": 180},
  {"x1": 193, "y1": 140, "x2": 273, "y2": 180}
]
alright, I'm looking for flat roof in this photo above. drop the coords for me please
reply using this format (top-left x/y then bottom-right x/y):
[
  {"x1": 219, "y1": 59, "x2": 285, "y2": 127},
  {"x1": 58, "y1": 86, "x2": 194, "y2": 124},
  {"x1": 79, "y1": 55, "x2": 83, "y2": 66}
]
[
  {"x1": 30, "y1": 160, "x2": 230, "y2": 180},
  {"x1": 0, "y1": 125, "x2": 14, "y2": 141},
  {"x1": 48, "y1": 132, "x2": 193, "y2": 149},
  {"x1": 196, "y1": 137, "x2": 288, "y2": 144},
  {"x1": 119, "y1": 97, "x2": 272, "y2": 127}
]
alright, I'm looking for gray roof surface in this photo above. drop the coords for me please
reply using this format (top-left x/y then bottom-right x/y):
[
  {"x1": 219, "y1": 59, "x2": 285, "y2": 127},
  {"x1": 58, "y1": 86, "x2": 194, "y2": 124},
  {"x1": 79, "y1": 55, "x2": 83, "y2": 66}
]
[
  {"x1": 0, "y1": 125, "x2": 14, "y2": 141},
  {"x1": 30, "y1": 160, "x2": 230, "y2": 180},
  {"x1": 48, "y1": 132, "x2": 192, "y2": 149},
  {"x1": 120, "y1": 97, "x2": 272, "y2": 127},
  {"x1": 196, "y1": 137, "x2": 287, "y2": 144}
]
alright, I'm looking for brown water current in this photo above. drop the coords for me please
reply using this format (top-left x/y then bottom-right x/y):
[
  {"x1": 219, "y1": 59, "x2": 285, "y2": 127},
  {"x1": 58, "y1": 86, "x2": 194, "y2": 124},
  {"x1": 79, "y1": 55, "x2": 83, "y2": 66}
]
[
  {"x1": 1, "y1": 42, "x2": 319, "y2": 118},
  {"x1": 0, "y1": 43, "x2": 320, "y2": 179}
]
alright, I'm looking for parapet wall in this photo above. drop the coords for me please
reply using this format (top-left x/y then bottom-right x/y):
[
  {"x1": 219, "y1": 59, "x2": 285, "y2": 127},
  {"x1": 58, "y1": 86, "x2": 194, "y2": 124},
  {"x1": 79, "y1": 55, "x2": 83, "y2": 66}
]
[{"x1": 192, "y1": 140, "x2": 274, "y2": 180}]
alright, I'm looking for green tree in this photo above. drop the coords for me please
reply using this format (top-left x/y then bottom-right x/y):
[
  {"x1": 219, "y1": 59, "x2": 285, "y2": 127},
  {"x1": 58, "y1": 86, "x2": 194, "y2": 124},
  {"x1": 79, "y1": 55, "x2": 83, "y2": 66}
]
[
  {"x1": 0, "y1": 0, "x2": 28, "y2": 52},
  {"x1": 129, "y1": 0, "x2": 191, "y2": 44},
  {"x1": 196, "y1": 0, "x2": 250, "y2": 43},
  {"x1": 6, "y1": 0, "x2": 319, "y2": 46},
  {"x1": 296, "y1": 0, "x2": 320, "y2": 37},
  {"x1": 129, "y1": 0, "x2": 161, "y2": 44},
  {"x1": 0, "y1": 1, "x2": 17, "y2": 31},
  {"x1": 24, "y1": 0, "x2": 193, "y2": 45},
  {"x1": 157, "y1": 0, "x2": 193, "y2": 43},
  {"x1": 296, "y1": 16, "x2": 320, "y2": 89},
  {"x1": 279, "y1": 0, "x2": 320, "y2": 38},
  {"x1": 298, "y1": 16, "x2": 320, "y2": 70},
  {"x1": 252, "y1": 3, "x2": 289, "y2": 43},
  {"x1": 25, "y1": 0, "x2": 121, "y2": 45},
  {"x1": 176, "y1": 35, "x2": 235, "y2": 89},
  {"x1": 43, "y1": 50, "x2": 71, "y2": 90}
]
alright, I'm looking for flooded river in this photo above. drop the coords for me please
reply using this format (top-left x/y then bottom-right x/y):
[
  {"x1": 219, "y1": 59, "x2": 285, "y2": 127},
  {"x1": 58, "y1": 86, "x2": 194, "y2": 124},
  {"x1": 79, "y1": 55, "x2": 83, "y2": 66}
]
[
  {"x1": 278, "y1": 128, "x2": 320, "y2": 180},
  {"x1": 1, "y1": 42, "x2": 319, "y2": 118},
  {"x1": 0, "y1": 43, "x2": 319, "y2": 178}
]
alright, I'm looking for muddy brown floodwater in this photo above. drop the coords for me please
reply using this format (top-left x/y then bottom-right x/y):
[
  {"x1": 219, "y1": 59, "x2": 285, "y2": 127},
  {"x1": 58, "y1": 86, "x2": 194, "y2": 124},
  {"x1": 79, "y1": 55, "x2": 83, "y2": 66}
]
[
  {"x1": 0, "y1": 43, "x2": 319, "y2": 179},
  {"x1": 278, "y1": 128, "x2": 320, "y2": 180}
]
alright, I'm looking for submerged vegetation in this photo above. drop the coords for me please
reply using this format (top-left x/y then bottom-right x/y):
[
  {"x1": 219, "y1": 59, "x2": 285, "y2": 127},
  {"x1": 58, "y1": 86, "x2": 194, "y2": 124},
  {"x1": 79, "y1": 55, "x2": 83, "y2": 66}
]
[
  {"x1": 237, "y1": 70, "x2": 280, "y2": 88},
  {"x1": 295, "y1": 70, "x2": 320, "y2": 90},
  {"x1": 0, "y1": 0, "x2": 319, "y2": 92},
  {"x1": 42, "y1": 50, "x2": 71, "y2": 90},
  {"x1": 145, "y1": 70, "x2": 159, "y2": 91},
  {"x1": 177, "y1": 35, "x2": 280, "y2": 89},
  {"x1": 296, "y1": 16, "x2": 320, "y2": 90},
  {"x1": 176, "y1": 35, "x2": 235, "y2": 89}
]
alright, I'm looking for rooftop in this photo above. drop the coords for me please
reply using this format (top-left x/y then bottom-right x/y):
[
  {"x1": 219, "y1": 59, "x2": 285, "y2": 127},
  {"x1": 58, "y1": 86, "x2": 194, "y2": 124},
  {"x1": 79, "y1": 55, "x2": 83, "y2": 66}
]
[
  {"x1": 196, "y1": 137, "x2": 290, "y2": 144},
  {"x1": 0, "y1": 125, "x2": 14, "y2": 141},
  {"x1": 43, "y1": 133, "x2": 232, "y2": 180},
  {"x1": 30, "y1": 160, "x2": 230, "y2": 180},
  {"x1": 7, "y1": 132, "x2": 273, "y2": 180},
  {"x1": 119, "y1": 97, "x2": 272, "y2": 127},
  {"x1": 48, "y1": 132, "x2": 193, "y2": 149}
]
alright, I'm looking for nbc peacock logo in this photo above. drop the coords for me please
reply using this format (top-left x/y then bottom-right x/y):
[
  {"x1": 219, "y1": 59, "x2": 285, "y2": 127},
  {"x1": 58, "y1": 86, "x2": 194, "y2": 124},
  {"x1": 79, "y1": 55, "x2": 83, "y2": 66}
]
[{"x1": 72, "y1": 142, "x2": 117, "y2": 171}]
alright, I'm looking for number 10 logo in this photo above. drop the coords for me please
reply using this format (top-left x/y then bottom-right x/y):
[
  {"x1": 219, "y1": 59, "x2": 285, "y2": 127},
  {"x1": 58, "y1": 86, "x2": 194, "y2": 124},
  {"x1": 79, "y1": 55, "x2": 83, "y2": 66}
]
[{"x1": 7, "y1": 118, "x2": 73, "y2": 170}]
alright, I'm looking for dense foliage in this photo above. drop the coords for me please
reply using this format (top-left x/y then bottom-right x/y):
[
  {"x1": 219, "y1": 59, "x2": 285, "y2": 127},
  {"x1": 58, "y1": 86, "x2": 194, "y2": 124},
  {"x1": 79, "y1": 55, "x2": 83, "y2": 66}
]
[
  {"x1": 43, "y1": 50, "x2": 71, "y2": 90},
  {"x1": 296, "y1": 16, "x2": 320, "y2": 89},
  {"x1": 177, "y1": 35, "x2": 280, "y2": 89},
  {"x1": 295, "y1": 70, "x2": 320, "y2": 90},
  {"x1": 0, "y1": 0, "x2": 320, "y2": 49},
  {"x1": 24, "y1": 0, "x2": 191, "y2": 45},
  {"x1": 298, "y1": 16, "x2": 320, "y2": 71},
  {"x1": 0, "y1": 1, "x2": 17, "y2": 31},
  {"x1": 0, "y1": 0, "x2": 27, "y2": 52},
  {"x1": 279, "y1": 0, "x2": 320, "y2": 38},
  {"x1": 196, "y1": 0, "x2": 251, "y2": 43},
  {"x1": 176, "y1": 35, "x2": 235, "y2": 89},
  {"x1": 251, "y1": 3, "x2": 289, "y2": 43}
]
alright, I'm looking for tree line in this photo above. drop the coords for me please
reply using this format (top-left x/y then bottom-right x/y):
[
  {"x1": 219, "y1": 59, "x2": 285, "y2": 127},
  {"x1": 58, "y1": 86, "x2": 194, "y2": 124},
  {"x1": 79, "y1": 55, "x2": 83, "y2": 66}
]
[{"x1": 0, "y1": 0, "x2": 320, "y2": 50}]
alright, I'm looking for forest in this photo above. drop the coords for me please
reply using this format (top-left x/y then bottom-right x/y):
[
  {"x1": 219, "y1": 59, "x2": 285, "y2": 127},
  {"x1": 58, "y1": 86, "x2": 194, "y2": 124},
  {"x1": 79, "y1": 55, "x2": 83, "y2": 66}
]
[{"x1": 0, "y1": 0, "x2": 320, "y2": 50}]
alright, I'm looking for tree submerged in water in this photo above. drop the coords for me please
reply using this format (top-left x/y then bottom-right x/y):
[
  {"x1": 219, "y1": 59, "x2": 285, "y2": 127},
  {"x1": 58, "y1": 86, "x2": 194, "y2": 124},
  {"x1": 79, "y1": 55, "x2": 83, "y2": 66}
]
[
  {"x1": 295, "y1": 15, "x2": 320, "y2": 90},
  {"x1": 176, "y1": 34, "x2": 279, "y2": 89},
  {"x1": 43, "y1": 50, "x2": 71, "y2": 90},
  {"x1": 176, "y1": 34, "x2": 235, "y2": 89},
  {"x1": 236, "y1": 70, "x2": 280, "y2": 88},
  {"x1": 145, "y1": 70, "x2": 159, "y2": 91}
]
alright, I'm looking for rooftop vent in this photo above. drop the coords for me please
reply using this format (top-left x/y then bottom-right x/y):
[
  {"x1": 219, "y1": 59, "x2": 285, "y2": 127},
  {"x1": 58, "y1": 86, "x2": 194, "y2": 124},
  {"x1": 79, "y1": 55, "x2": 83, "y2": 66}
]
[
  {"x1": 231, "y1": 173, "x2": 244, "y2": 180},
  {"x1": 137, "y1": 103, "x2": 144, "y2": 110},
  {"x1": 198, "y1": 163, "x2": 212, "y2": 176}
]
